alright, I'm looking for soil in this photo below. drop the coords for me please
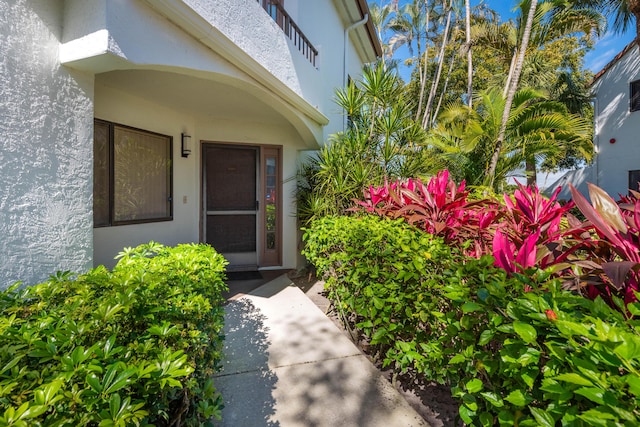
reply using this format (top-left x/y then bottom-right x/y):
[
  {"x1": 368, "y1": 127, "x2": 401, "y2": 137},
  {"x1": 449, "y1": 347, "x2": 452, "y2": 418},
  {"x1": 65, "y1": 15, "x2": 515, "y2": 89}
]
[{"x1": 287, "y1": 269, "x2": 462, "y2": 427}]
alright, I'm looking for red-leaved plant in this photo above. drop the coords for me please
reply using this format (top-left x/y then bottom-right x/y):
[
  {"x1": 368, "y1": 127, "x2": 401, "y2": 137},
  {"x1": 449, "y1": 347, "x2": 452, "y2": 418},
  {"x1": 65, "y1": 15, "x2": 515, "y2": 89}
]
[
  {"x1": 492, "y1": 184, "x2": 576, "y2": 275},
  {"x1": 353, "y1": 171, "x2": 498, "y2": 256},
  {"x1": 568, "y1": 183, "x2": 640, "y2": 307},
  {"x1": 353, "y1": 170, "x2": 640, "y2": 311}
]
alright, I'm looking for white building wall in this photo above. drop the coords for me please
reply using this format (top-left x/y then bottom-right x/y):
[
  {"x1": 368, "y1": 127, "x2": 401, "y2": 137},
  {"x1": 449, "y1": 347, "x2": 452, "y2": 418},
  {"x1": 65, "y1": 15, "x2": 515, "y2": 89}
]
[
  {"x1": 180, "y1": 0, "x2": 370, "y2": 140},
  {"x1": 591, "y1": 44, "x2": 640, "y2": 197},
  {"x1": 0, "y1": 0, "x2": 94, "y2": 288}
]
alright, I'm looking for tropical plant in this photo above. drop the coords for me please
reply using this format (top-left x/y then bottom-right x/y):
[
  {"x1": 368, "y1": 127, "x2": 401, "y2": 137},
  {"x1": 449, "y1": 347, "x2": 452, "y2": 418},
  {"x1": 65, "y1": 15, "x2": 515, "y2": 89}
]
[
  {"x1": 568, "y1": 183, "x2": 640, "y2": 308},
  {"x1": 492, "y1": 183, "x2": 576, "y2": 274},
  {"x1": 353, "y1": 170, "x2": 498, "y2": 257},
  {"x1": 487, "y1": 0, "x2": 604, "y2": 186},
  {"x1": 426, "y1": 88, "x2": 592, "y2": 190},
  {"x1": 296, "y1": 62, "x2": 432, "y2": 227}
]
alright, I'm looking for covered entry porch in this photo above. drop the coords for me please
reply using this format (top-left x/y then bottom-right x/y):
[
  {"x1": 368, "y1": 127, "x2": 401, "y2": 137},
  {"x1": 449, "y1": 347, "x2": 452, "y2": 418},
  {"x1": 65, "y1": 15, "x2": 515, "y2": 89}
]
[{"x1": 91, "y1": 68, "x2": 322, "y2": 270}]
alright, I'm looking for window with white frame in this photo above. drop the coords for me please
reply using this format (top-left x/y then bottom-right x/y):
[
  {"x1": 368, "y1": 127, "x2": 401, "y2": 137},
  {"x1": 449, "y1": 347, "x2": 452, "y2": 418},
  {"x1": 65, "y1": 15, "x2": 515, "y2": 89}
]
[{"x1": 93, "y1": 119, "x2": 173, "y2": 227}]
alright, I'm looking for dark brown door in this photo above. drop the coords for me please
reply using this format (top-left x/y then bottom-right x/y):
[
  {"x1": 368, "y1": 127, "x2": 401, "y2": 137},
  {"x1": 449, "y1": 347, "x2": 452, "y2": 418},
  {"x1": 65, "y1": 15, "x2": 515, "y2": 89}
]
[{"x1": 203, "y1": 145, "x2": 258, "y2": 268}]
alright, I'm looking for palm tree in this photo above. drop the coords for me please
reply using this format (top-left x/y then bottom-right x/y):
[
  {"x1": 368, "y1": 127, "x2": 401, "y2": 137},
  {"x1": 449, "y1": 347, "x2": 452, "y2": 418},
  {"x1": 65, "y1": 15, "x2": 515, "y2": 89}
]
[
  {"x1": 465, "y1": 0, "x2": 473, "y2": 108},
  {"x1": 487, "y1": 0, "x2": 538, "y2": 187},
  {"x1": 485, "y1": 0, "x2": 604, "y2": 186},
  {"x1": 427, "y1": 88, "x2": 592, "y2": 190},
  {"x1": 297, "y1": 62, "x2": 430, "y2": 226},
  {"x1": 576, "y1": 0, "x2": 640, "y2": 44},
  {"x1": 422, "y1": 0, "x2": 456, "y2": 128},
  {"x1": 606, "y1": 0, "x2": 640, "y2": 44}
]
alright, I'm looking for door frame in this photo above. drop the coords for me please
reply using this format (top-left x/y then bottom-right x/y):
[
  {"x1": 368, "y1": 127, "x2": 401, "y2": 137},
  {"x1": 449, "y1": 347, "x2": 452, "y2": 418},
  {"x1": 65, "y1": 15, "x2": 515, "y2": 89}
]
[{"x1": 200, "y1": 141, "x2": 282, "y2": 268}]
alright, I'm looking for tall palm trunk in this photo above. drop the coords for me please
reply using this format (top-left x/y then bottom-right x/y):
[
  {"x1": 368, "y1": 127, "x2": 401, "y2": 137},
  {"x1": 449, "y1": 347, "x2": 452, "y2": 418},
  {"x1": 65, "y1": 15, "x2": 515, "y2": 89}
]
[
  {"x1": 503, "y1": 49, "x2": 517, "y2": 98},
  {"x1": 526, "y1": 156, "x2": 537, "y2": 186},
  {"x1": 433, "y1": 41, "x2": 458, "y2": 124},
  {"x1": 465, "y1": 0, "x2": 473, "y2": 108},
  {"x1": 631, "y1": 0, "x2": 640, "y2": 47},
  {"x1": 415, "y1": 1, "x2": 431, "y2": 121},
  {"x1": 486, "y1": 0, "x2": 538, "y2": 188},
  {"x1": 422, "y1": 0, "x2": 454, "y2": 128}
]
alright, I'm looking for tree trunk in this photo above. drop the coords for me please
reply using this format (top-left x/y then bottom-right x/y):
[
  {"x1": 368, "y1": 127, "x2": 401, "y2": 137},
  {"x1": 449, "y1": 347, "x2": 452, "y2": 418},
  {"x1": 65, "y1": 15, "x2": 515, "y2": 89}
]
[
  {"x1": 433, "y1": 43, "x2": 458, "y2": 124},
  {"x1": 631, "y1": 0, "x2": 640, "y2": 48},
  {"x1": 415, "y1": 1, "x2": 431, "y2": 121},
  {"x1": 526, "y1": 157, "x2": 537, "y2": 186},
  {"x1": 422, "y1": 0, "x2": 454, "y2": 128},
  {"x1": 465, "y1": 0, "x2": 473, "y2": 108},
  {"x1": 486, "y1": 0, "x2": 538, "y2": 188},
  {"x1": 503, "y1": 49, "x2": 517, "y2": 98}
]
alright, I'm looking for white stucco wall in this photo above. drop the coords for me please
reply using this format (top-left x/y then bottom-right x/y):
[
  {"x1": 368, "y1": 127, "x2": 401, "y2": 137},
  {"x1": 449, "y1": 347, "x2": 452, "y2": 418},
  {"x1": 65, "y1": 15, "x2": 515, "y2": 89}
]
[
  {"x1": 0, "y1": 0, "x2": 94, "y2": 288},
  {"x1": 176, "y1": 0, "x2": 371, "y2": 139},
  {"x1": 1, "y1": 0, "x2": 377, "y2": 280},
  {"x1": 591, "y1": 44, "x2": 640, "y2": 197}
]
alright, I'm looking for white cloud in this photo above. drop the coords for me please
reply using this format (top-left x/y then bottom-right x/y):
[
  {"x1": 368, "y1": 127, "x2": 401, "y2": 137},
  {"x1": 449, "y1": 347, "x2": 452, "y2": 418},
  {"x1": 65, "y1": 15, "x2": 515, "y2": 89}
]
[{"x1": 586, "y1": 48, "x2": 617, "y2": 73}]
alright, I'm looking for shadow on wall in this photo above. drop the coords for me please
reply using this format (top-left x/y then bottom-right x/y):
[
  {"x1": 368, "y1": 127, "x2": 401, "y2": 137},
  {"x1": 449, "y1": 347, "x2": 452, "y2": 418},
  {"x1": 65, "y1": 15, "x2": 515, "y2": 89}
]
[
  {"x1": 544, "y1": 165, "x2": 594, "y2": 201},
  {"x1": 214, "y1": 299, "x2": 279, "y2": 427},
  {"x1": 595, "y1": 44, "x2": 640, "y2": 136}
]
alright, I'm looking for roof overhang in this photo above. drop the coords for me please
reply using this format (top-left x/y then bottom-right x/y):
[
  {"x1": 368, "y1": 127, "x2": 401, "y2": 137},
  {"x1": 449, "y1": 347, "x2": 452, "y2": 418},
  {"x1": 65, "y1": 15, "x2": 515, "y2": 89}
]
[
  {"x1": 591, "y1": 38, "x2": 639, "y2": 85},
  {"x1": 334, "y1": 0, "x2": 383, "y2": 62}
]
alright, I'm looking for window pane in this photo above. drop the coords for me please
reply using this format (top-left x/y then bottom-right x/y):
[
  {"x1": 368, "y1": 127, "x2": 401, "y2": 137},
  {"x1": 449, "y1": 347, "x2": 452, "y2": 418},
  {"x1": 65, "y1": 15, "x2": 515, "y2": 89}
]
[
  {"x1": 264, "y1": 155, "x2": 277, "y2": 249},
  {"x1": 632, "y1": 80, "x2": 640, "y2": 112},
  {"x1": 205, "y1": 147, "x2": 256, "y2": 211},
  {"x1": 207, "y1": 215, "x2": 256, "y2": 252},
  {"x1": 113, "y1": 126, "x2": 171, "y2": 223},
  {"x1": 630, "y1": 170, "x2": 640, "y2": 192},
  {"x1": 93, "y1": 121, "x2": 110, "y2": 227}
]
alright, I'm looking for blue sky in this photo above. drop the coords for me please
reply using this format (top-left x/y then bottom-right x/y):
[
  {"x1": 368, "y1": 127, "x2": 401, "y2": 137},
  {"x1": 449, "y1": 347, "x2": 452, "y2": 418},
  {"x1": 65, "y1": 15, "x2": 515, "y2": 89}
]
[
  {"x1": 479, "y1": 0, "x2": 635, "y2": 73},
  {"x1": 387, "y1": 0, "x2": 635, "y2": 75}
]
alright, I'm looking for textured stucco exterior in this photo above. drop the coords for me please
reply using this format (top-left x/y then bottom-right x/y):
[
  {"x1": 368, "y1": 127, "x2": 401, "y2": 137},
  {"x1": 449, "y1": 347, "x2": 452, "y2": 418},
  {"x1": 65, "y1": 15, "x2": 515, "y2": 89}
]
[
  {"x1": 1, "y1": 0, "x2": 378, "y2": 283},
  {"x1": 0, "y1": 0, "x2": 94, "y2": 288}
]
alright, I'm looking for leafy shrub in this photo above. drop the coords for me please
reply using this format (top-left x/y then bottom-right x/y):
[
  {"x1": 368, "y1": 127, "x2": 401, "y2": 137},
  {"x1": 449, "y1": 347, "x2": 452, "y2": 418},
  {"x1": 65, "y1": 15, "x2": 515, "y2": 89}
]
[
  {"x1": 352, "y1": 170, "x2": 498, "y2": 258},
  {"x1": 0, "y1": 242, "x2": 228, "y2": 426},
  {"x1": 304, "y1": 216, "x2": 640, "y2": 426},
  {"x1": 436, "y1": 260, "x2": 640, "y2": 426},
  {"x1": 302, "y1": 215, "x2": 453, "y2": 366},
  {"x1": 354, "y1": 170, "x2": 640, "y2": 312}
]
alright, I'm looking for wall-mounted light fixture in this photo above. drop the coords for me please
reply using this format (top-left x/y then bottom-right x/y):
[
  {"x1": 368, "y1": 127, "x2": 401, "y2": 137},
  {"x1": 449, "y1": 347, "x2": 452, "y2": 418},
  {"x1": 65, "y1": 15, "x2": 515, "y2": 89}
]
[{"x1": 181, "y1": 133, "x2": 192, "y2": 158}]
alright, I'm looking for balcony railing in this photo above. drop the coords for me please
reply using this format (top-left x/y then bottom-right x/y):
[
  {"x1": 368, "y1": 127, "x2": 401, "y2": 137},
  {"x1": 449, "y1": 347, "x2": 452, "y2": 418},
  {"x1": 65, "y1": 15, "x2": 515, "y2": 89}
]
[{"x1": 257, "y1": 0, "x2": 318, "y2": 67}]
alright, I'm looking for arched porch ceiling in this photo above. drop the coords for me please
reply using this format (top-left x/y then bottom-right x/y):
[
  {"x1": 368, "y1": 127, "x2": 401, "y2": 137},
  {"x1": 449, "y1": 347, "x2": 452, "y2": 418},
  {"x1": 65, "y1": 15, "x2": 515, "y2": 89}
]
[{"x1": 95, "y1": 68, "x2": 320, "y2": 146}]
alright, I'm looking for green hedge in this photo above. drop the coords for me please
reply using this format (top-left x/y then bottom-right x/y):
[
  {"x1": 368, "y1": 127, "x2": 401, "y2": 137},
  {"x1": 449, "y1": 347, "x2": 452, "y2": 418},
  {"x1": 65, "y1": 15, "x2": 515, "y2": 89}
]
[
  {"x1": 303, "y1": 216, "x2": 640, "y2": 426},
  {"x1": 0, "y1": 242, "x2": 228, "y2": 426}
]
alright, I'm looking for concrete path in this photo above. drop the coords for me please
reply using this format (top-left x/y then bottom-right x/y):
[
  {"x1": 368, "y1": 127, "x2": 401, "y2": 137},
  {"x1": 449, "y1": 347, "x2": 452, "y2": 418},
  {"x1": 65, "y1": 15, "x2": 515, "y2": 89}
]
[{"x1": 213, "y1": 274, "x2": 430, "y2": 427}]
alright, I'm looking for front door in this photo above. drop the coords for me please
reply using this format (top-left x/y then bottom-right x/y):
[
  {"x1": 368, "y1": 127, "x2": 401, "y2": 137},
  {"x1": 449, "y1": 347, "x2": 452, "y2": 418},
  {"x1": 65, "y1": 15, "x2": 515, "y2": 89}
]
[{"x1": 203, "y1": 144, "x2": 258, "y2": 269}]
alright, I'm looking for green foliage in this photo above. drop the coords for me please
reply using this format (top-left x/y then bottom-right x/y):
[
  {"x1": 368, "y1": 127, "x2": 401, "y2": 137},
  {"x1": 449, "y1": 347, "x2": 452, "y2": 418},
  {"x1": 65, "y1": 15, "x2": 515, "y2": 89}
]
[
  {"x1": 425, "y1": 88, "x2": 592, "y2": 190},
  {"x1": 296, "y1": 63, "x2": 435, "y2": 228},
  {"x1": 0, "y1": 242, "x2": 228, "y2": 426},
  {"x1": 303, "y1": 215, "x2": 640, "y2": 426},
  {"x1": 302, "y1": 215, "x2": 453, "y2": 362}
]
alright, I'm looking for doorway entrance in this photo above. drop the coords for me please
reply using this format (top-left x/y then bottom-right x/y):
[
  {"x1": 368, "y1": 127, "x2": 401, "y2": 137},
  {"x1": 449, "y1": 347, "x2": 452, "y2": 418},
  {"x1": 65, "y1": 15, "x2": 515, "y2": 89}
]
[{"x1": 202, "y1": 143, "x2": 281, "y2": 270}]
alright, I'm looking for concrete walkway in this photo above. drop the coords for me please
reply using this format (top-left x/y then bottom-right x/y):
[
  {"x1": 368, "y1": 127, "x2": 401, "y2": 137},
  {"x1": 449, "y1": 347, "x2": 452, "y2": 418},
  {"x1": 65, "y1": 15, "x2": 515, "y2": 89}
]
[{"x1": 213, "y1": 274, "x2": 430, "y2": 427}]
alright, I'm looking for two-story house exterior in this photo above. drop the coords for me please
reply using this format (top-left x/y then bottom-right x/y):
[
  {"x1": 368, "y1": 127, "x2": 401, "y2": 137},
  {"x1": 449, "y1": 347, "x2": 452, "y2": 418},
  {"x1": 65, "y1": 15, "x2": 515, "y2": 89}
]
[
  {"x1": 0, "y1": 0, "x2": 381, "y2": 287},
  {"x1": 550, "y1": 39, "x2": 640, "y2": 200}
]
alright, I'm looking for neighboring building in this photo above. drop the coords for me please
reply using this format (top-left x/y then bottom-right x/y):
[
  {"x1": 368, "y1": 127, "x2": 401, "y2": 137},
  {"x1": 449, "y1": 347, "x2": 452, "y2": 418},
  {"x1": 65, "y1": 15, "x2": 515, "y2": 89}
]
[
  {"x1": 551, "y1": 39, "x2": 640, "y2": 200},
  {"x1": 0, "y1": 0, "x2": 381, "y2": 287}
]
